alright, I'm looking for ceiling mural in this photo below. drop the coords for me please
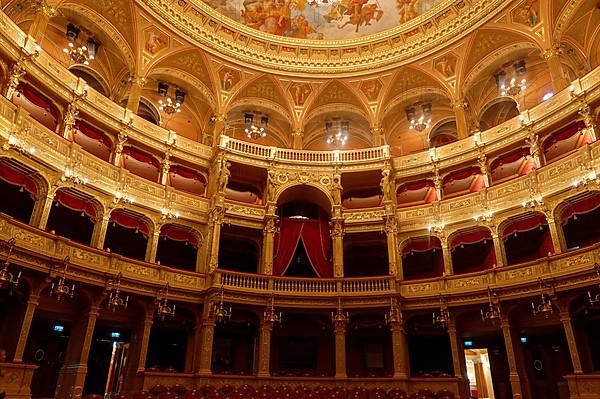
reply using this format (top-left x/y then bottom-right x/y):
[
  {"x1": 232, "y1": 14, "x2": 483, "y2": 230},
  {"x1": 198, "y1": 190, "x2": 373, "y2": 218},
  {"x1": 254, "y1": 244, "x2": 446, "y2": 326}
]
[{"x1": 203, "y1": 0, "x2": 443, "y2": 40}]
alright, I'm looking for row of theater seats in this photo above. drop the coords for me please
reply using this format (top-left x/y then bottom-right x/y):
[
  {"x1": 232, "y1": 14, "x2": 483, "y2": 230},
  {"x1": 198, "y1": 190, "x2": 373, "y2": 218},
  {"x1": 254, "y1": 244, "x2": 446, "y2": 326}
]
[{"x1": 83, "y1": 384, "x2": 455, "y2": 399}]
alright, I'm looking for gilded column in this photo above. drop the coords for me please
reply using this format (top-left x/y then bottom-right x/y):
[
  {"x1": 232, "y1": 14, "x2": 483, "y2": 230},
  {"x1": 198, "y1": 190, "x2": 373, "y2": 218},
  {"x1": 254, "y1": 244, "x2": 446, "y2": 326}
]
[
  {"x1": 113, "y1": 131, "x2": 128, "y2": 167},
  {"x1": 91, "y1": 215, "x2": 110, "y2": 249},
  {"x1": 491, "y1": 231, "x2": 505, "y2": 267},
  {"x1": 5, "y1": 62, "x2": 27, "y2": 100},
  {"x1": 501, "y1": 317, "x2": 528, "y2": 399},
  {"x1": 198, "y1": 315, "x2": 216, "y2": 376},
  {"x1": 125, "y1": 76, "x2": 146, "y2": 114},
  {"x1": 30, "y1": 190, "x2": 55, "y2": 229},
  {"x1": 12, "y1": 294, "x2": 40, "y2": 362},
  {"x1": 478, "y1": 152, "x2": 490, "y2": 187},
  {"x1": 433, "y1": 165, "x2": 442, "y2": 201},
  {"x1": 207, "y1": 207, "x2": 225, "y2": 273},
  {"x1": 137, "y1": 315, "x2": 154, "y2": 372},
  {"x1": 331, "y1": 219, "x2": 345, "y2": 278},
  {"x1": 441, "y1": 237, "x2": 453, "y2": 275},
  {"x1": 370, "y1": 124, "x2": 385, "y2": 147},
  {"x1": 292, "y1": 127, "x2": 304, "y2": 149},
  {"x1": 334, "y1": 322, "x2": 347, "y2": 379},
  {"x1": 579, "y1": 105, "x2": 597, "y2": 142},
  {"x1": 160, "y1": 149, "x2": 171, "y2": 185},
  {"x1": 385, "y1": 215, "x2": 401, "y2": 278},
  {"x1": 526, "y1": 131, "x2": 542, "y2": 168},
  {"x1": 62, "y1": 102, "x2": 79, "y2": 141},
  {"x1": 545, "y1": 214, "x2": 564, "y2": 254},
  {"x1": 390, "y1": 317, "x2": 409, "y2": 378},
  {"x1": 560, "y1": 312, "x2": 583, "y2": 373},
  {"x1": 452, "y1": 99, "x2": 470, "y2": 139},
  {"x1": 544, "y1": 48, "x2": 569, "y2": 93},
  {"x1": 262, "y1": 216, "x2": 277, "y2": 275},
  {"x1": 145, "y1": 226, "x2": 161, "y2": 263},
  {"x1": 28, "y1": 1, "x2": 56, "y2": 42},
  {"x1": 448, "y1": 318, "x2": 469, "y2": 398},
  {"x1": 257, "y1": 319, "x2": 273, "y2": 377}
]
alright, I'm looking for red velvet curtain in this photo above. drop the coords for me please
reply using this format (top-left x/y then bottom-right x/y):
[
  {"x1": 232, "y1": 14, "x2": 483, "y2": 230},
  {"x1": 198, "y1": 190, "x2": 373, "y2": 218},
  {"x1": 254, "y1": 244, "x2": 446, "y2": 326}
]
[
  {"x1": 491, "y1": 148, "x2": 529, "y2": 170},
  {"x1": 75, "y1": 122, "x2": 113, "y2": 149},
  {"x1": 502, "y1": 214, "x2": 547, "y2": 238},
  {"x1": 160, "y1": 225, "x2": 198, "y2": 248},
  {"x1": 16, "y1": 84, "x2": 60, "y2": 119},
  {"x1": 0, "y1": 164, "x2": 37, "y2": 197},
  {"x1": 122, "y1": 146, "x2": 159, "y2": 167},
  {"x1": 402, "y1": 237, "x2": 442, "y2": 256},
  {"x1": 110, "y1": 211, "x2": 149, "y2": 238},
  {"x1": 451, "y1": 229, "x2": 491, "y2": 250},
  {"x1": 54, "y1": 191, "x2": 96, "y2": 219},
  {"x1": 561, "y1": 195, "x2": 600, "y2": 224},
  {"x1": 443, "y1": 167, "x2": 480, "y2": 184},
  {"x1": 543, "y1": 121, "x2": 586, "y2": 150},
  {"x1": 273, "y1": 217, "x2": 332, "y2": 277}
]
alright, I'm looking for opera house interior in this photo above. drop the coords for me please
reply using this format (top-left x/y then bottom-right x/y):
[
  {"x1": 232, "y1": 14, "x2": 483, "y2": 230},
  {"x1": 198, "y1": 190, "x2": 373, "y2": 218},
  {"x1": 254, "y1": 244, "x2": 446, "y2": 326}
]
[{"x1": 0, "y1": 0, "x2": 600, "y2": 398}]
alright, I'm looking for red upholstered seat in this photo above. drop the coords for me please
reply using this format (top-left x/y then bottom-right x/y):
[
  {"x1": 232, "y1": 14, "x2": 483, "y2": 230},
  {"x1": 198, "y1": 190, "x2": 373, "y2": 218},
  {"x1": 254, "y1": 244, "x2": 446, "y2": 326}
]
[
  {"x1": 170, "y1": 384, "x2": 188, "y2": 395},
  {"x1": 82, "y1": 395, "x2": 104, "y2": 399},
  {"x1": 183, "y1": 391, "x2": 201, "y2": 398},
  {"x1": 132, "y1": 392, "x2": 154, "y2": 399},
  {"x1": 112, "y1": 395, "x2": 130, "y2": 399},
  {"x1": 149, "y1": 384, "x2": 169, "y2": 396},
  {"x1": 158, "y1": 393, "x2": 179, "y2": 399},
  {"x1": 435, "y1": 390, "x2": 454, "y2": 399}
]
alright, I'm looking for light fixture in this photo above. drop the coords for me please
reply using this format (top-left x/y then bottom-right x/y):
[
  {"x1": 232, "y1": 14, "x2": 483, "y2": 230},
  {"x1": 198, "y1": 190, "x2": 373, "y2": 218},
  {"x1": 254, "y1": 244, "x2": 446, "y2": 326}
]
[
  {"x1": 496, "y1": 60, "x2": 527, "y2": 98},
  {"x1": 160, "y1": 201, "x2": 180, "y2": 220},
  {"x1": 587, "y1": 264, "x2": 600, "y2": 306},
  {"x1": 0, "y1": 238, "x2": 21, "y2": 289},
  {"x1": 531, "y1": 278, "x2": 554, "y2": 318},
  {"x1": 244, "y1": 113, "x2": 268, "y2": 140},
  {"x1": 522, "y1": 188, "x2": 544, "y2": 209},
  {"x1": 264, "y1": 294, "x2": 282, "y2": 325},
  {"x1": 384, "y1": 297, "x2": 402, "y2": 327},
  {"x1": 3, "y1": 129, "x2": 36, "y2": 154},
  {"x1": 61, "y1": 161, "x2": 88, "y2": 185},
  {"x1": 63, "y1": 23, "x2": 99, "y2": 66},
  {"x1": 113, "y1": 184, "x2": 135, "y2": 204},
  {"x1": 474, "y1": 207, "x2": 494, "y2": 223},
  {"x1": 433, "y1": 296, "x2": 450, "y2": 329},
  {"x1": 331, "y1": 297, "x2": 349, "y2": 329},
  {"x1": 157, "y1": 83, "x2": 184, "y2": 115},
  {"x1": 107, "y1": 272, "x2": 129, "y2": 312},
  {"x1": 155, "y1": 283, "x2": 176, "y2": 320},
  {"x1": 407, "y1": 102, "x2": 432, "y2": 132},
  {"x1": 427, "y1": 222, "x2": 445, "y2": 234},
  {"x1": 572, "y1": 162, "x2": 599, "y2": 189},
  {"x1": 49, "y1": 256, "x2": 76, "y2": 301},
  {"x1": 543, "y1": 92, "x2": 554, "y2": 101},
  {"x1": 325, "y1": 120, "x2": 349, "y2": 146},
  {"x1": 212, "y1": 285, "x2": 232, "y2": 324},
  {"x1": 481, "y1": 287, "x2": 501, "y2": 323}
]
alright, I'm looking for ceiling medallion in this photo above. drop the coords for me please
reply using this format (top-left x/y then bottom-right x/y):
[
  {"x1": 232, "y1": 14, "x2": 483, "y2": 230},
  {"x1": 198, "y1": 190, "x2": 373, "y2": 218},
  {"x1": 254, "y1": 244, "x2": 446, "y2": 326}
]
[
  {"x1": 63, "y1": 23, "x2": 99, "y2": 66},
  {"x1": 325, "y1": 119, "x2": 349, "y2": 146},
  {"x1": 158, "y1": 82, "x2": 185, "y2": 115},
  {"x1": 406, "y1": 102, "x2": 432, "y2": 132},
  {"x1": 244, "y1": 113, "x2": 268, "y2": 140}
]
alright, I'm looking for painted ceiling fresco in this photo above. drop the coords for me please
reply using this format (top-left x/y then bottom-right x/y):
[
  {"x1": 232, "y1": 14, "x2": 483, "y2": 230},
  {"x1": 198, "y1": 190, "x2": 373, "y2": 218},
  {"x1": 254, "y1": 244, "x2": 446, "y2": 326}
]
[{"x1": 203, "y1": 0, "x2": 443, "y2": 40}]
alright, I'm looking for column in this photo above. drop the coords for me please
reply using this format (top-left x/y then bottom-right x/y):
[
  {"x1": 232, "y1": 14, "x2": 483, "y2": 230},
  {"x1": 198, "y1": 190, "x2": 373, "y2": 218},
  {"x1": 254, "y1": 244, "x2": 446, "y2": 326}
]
[
  {"x1": 125, "y1": 76, "x2": 146, "y2": 114},
  {"x1": 292, "y1": 127, "x2": 304, "y2": 149},
  {"x1": 210, "y1": 113, "x2": 226, "y2": 146},
  {"x1": 261, "y1": 216, "x2": 276, "y2": 275},
  {"x1": 453, "y1": 99, "x2": 469, "y2": 139},
  {"x1": 491, "y1": 232, "x2": 505, "y2": 267},
  {"x1": 546, "y1": 215, "x2": 564, "y2": 254},
  {"x1": 13, "y1": 294, "x2": 40, "y2": 362},
  {"x1": 188, "y1": 323, "x2": 203, "y2": 373},
  {"x1": 30, "y1": 190, "x2": 55, "y2": 229},
  {"x1": 544, "y1": 48, "x2": 569, "y2": 93},
  {"x1": 385, "y1": 216, "x2": 401, "y2": 278},
  {"x1": 197, "y1": 317, "x2": 216, "y2": 376},
  {"x1": 207, "y1": 207, "x2": 225, "y2": 273},
  {"x1": 145, "y1": 227, "x2": 160, "y2": 263},
  {"x1": 448, "y1": 319, "x2": 470, "y2": 398},
  {"x1": 257, "y1": 319, "x2": 273, "y2": 377},
  {"x1": 334, "y1": 322, "x2": 347, "y2": 379},
  {"x1": 137, "y1": 315, "x2": 154, "y2": 372},
  {"x1": 331, "y1": 219, "x2": 344, "y2": 278},
  {"x1": 91, "y1": 215, "x2": 110, "y2": 249},
  {"x1": 28, "y1": 1, "x2": 55, "y2": 42},
  {"x1": 390, "y1": 321, "x2": 409, "y2": 378},
  {"x1": 370, "y1": 124, "x2": 385, "y2": 147},
  {"x1": 579, "y1": 105, "x2": 597, "y2": 142},
  {"x1": 55, "y1": 305, "x2": 100, "y2": 399},
  {"x1": 441, "y1": 238, "x2": 453, "y2": 275},
  {"x1": 560, "y1": 312, "x2": 583, "y2": 373},
  {"x1": 122, "y1": 313, "x2": 153, "y2": 395},
  {"x1": 501, "y1": 317, "x2": 529, "y2": 399}
]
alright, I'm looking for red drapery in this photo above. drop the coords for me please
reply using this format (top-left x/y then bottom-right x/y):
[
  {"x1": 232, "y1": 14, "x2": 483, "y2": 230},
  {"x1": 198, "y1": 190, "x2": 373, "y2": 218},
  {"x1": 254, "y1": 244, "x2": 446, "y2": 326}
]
[
  {"x1": 443, "y1": 167, "x2": 480, "y2": 184},
  {"x1": 491, "y1": 148, "x2": 530, "y2": 170},
  {"x1": 402, "y1": 237, "x2": 442, "y2": 256},
  {"x1": 16, "y1": 84, "x2": 60, "y2": 119},
  {"x1": 122, "y1": 146, "x2": 159, "y2": 167},
  {"x1": 74, "y1": 122, "x2": 113, "y2": 149},
  {"x1": 561, "y1": 195, "x2": 600, "y2": 224},
  {"x1": 273, "y1": 217, "x2": 332, "y2": 277},
  {"x1": 543, "y1": 121, "x2": 586, "y2": 150},
  {"x1": 160, "y1": 225, "x2": 198, "y2": 249},
  {"x1": 54, "y1": 191, "x2": 96, "y2": 219},
  {"x1": 0, "y1": 164, "x2": 37, "y2": 197},
  {"x1": 397, "y1": 180, "x2": 434, "y2": 193},
  {"x1": 170, "y1": 165, "x2": 204, "y2": 181},
  {"x1": 110, "y1": 211, "x2": 149, "y2": 238},
  {"x1": 502, "y1": 214, "x2": 547, "y2": 238},
  {"x1": 451, "y1": 229, "x2": 491, "y2": 250}
]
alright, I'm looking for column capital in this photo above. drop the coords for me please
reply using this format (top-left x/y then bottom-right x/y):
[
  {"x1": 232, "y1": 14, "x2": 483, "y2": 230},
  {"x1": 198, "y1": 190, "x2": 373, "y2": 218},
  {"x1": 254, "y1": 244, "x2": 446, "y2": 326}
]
[
  {"x1": 543, "y1": 47, "x2": 562, "y2": 60},
  {"x1": 451, "y1": 98, "x2": 468, "y2": 110},
  {"x1": 330, "y1": 219, "x2": 345, "y2": 238}
]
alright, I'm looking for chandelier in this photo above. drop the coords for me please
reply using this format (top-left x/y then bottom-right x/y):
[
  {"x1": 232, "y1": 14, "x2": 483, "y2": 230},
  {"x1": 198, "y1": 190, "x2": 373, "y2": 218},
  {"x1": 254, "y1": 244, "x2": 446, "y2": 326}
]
[
  {"x1": 155, "y1": 283, "x2": 176, "y2": 320},
  {"x1": 157, "y1": 82, "x2": 185, "y2": 115},
  {"x1": 331, "y1": 297, "x2": 349, "y2": 329},
  {"x1": 325, "y1": 120, "x2": 349, "y2": 146},
  {"x1": 212, "y1": 285, "x2": 232, "y2": 323},
  {"x1": 50, "y1": 256, "x2": 75, "y2": 301},
  {"x1": 481, "y1": 287, "x2": 501, "y2": 323},
  {"x1": 244, "y1": 113, "x2": 268, "y2": 140},
  {"x1": 384, "y1": 297, "x2": 402, "y2": 327},
  {"x1": 433, "y1": 296, "x2": 450, "y2": 329},
  {"x1": 588, "y1": 264, "x2": 600, "y2": 306},
  {"x1": 496, "y1": 60, "x2": 527, "y2": 98},
  {"x1": 0, "y1": 238, "x2": 21, "y2": 289},
  {"x1": 107, "y1": 273, "x2": 129, "y2": 312},
  {"x1": 63, "y1": 23, "x2": 99, "y2": 66},
  {"x1": 407, "y1": 102, "x2": 432, "y2": 132},
  {"x1": 264, "y1": 294, "x2": 282, "y2": 325},
  {"x1": 531, "y1": 278, "x2": 554, "y2": 318}
]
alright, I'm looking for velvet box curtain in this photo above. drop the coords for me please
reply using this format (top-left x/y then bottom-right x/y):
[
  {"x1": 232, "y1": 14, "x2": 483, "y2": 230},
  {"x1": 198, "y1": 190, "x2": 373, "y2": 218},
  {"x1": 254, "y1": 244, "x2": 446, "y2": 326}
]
[
  {"x1": 0, "y1": 164, "x2": 37, "y2": 197},
  {"x1": 54, "y1": 191, "x2": 96, "y2": 219},
  {"x1": 273, "y1": 217, "x2": 332, "y2": 277}
]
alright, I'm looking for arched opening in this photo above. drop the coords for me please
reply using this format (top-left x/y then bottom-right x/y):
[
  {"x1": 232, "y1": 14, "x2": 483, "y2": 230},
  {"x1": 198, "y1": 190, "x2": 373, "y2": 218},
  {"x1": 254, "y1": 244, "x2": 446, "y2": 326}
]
[
  {"x1": 212, "y1": 310, "x2": 259, "y2": 375},
  {"x1": 136, "y1": 98, "x2": 160, "y2": 125},
  {"x1": 270, "y1": 314, "x2": 334, "y2": 377},
  {"x1": 74, "y1": 121, "x2": 113, "y2": 161},
  {"x1": 120, "y1": 146, "x2": 160, "y2": 183},
  {"x1": 104, "y1": 210, "x2": 149, "y2": 261},
  {"x1": 450, "y1": 228, "x2": 496, "y2": 274},
  {"x1": 543, "y1": 121, "x2": 592, "y2": 163},
  {"x1": 490, "y1": 148, "x2": 535, "y2": 185},
  {"x1": 12, "y1": 83, "x2": 61, "y2": 132},
  {"x1": 168, "y1": 165, "x2": 206, "y2": 196},
  {"x1": 401, "y1": 236, "x2": 444, "y2": 280},
  {"x1": 501, "y1": 213, "x2": 553, "y2": 265},
  {"x1": 558, "y1": 193, "x2": 600, "y2": 250},
  {"x1": 146, "y1": 307, "x2": 195, "y2": 373},
  {"x1": 346, "y1": 313, "x2": 393, "y2": 377},
  {"x1": 156, "y1": 224, "x2": 199, "y2": 271},
  {"x1": 341, "y1": 170, "x2": 383, "y2": 209},
  {"x1": 343, "y1": 232, "x2": 389, "y2": 277},
  {"x1": 47, "y1": 190, "x2": 97, "y2": 245},
  {"x1": 218, "y1": 225, "x2": 261, "y2": 274},
  {"x1": 396, "y1": 180, "x2": 437, "y2": 208},
  {"x1": 225, "y1": 162, "x2": 265, "y2": 205},
  {"x1": 69, "y1": 66, "x2": 109, "y2": 97},
  {"x1": 429, "y1": 120, "x2": 458, "y2": 148},
  {"x1": 274, "y1": 185, "x2": 333, "y2": 278},
  {"x1": 442, "y1": 167, "x2": 485, "y2": 199},
  {"x1": 0, "y1": 161, "x2": 38, "y2": 223},
  {"x1": 0, "y1": 284, "x2": 29, "y2": 361},
  {"x1": 406, "y1": 314, "x2": 453, "y2": 377},
  {"x1": 478, "y1": 99, "x2": 519, "y2": 131}
]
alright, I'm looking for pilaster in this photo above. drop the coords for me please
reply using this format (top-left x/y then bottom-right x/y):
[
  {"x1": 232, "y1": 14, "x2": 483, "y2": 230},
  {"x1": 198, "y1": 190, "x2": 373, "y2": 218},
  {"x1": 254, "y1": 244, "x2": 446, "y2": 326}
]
[
  {"x1": 257, "y1": 320, "x2": 273, "y2": 377},
  {"x1": 334, "y1": 323, "x2": 347, "y2": 379},
  {"x1": 560, "y1": 312, "x2": 583, "y2": 373},
  {"x1": 331, "y1": 219, "x2": 345, "y2": 278}
]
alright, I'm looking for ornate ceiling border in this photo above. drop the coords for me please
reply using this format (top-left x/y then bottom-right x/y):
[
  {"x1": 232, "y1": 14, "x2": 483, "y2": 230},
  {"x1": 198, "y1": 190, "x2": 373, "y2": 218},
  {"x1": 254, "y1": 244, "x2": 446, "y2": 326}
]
[{"x1": 141, "y1": 0, "x2": 509, "y2": 76}]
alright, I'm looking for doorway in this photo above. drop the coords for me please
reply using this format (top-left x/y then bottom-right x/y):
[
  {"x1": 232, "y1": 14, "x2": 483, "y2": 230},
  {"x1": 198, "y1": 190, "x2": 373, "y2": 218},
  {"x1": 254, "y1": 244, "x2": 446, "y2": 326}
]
[
  {"x1": 83, "y1": 328, "x2": 130, "y2": 397},
  {"x1": 465, "y1": 348, "x2": 495, "y2": 399}
]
